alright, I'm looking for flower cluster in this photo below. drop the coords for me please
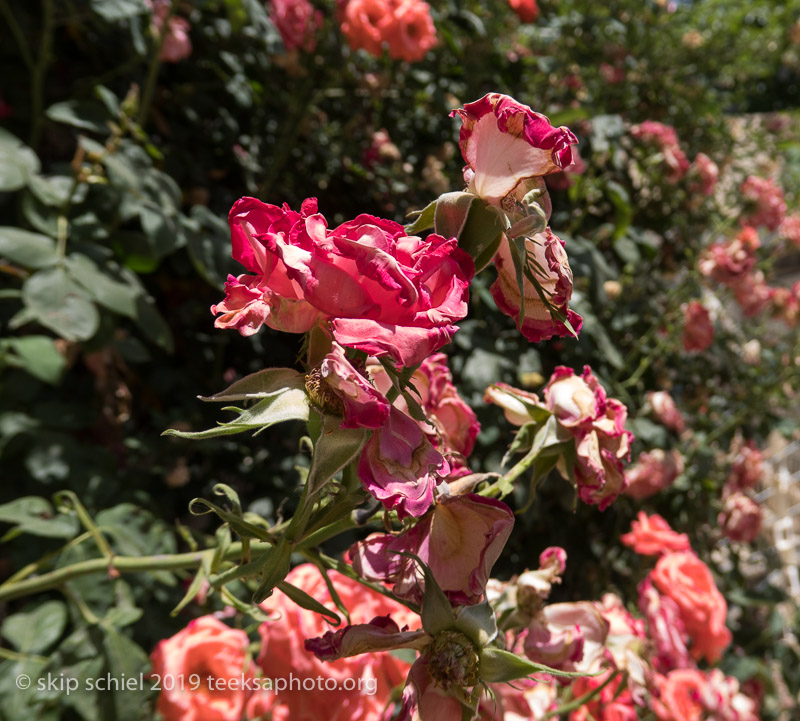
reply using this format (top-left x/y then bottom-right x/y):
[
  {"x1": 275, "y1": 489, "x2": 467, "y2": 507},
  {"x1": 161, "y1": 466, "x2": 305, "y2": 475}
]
[
  {"x1": 340, "y1": 0, "x2": 437, "y2": 62},
  {"x1": 486, "y1": 365, "x2": 634, "y2": 509},
  {"x1": 740, "y1": 175, "x2": 787, "y2": 231},
  {"x1": 630, "y1": 120, "x2": 690, "y2": 183},
  {"x1": 451, "y1": 93, "x2": 582, "y2": 341}
]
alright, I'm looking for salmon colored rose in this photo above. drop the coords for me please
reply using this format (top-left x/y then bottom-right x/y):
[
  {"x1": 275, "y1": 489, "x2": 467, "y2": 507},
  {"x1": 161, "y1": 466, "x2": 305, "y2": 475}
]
[
  {"x1": 651, "y1": 669, "x2": 707, "y2": 721},
  {"x1": 150, "y1": 616, "x2": 253, "y2": 721},
  {"x1": 621, "y1": 512, "x2": 691, "y2": 556},
  {"x1": 651, "y1": 552, "x2": 731, "y2": 664},
  {"x1": 340, "y1": 0, "x2": 437, "y2": 62},
  {"x1": 257, "y1": 564, "x2": 417, "y2": 721},
  {"x1": 508, "y1": 0, "x2": 539, "y2": 23}
]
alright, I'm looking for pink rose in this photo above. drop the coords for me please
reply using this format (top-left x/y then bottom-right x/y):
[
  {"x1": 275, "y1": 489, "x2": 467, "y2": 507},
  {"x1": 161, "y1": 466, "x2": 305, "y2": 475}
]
[
  {"x1": 451, "y1": 93, "x2": 577, "y2": 205},
  {"x1": 699, "y1": 226, "x2": 760, "y2": 286},
  {"x1": 349, "y1": 493, "x2": 514, "y2": 605},
  {"x1": 214, "y1": 197, "x2": 474, "y2": 367},
  {"x1": 646, "y1": 390, "x2": 685, "y2": 434},
  {"x1": 358, "y1": 406, "x2": 447, "y2": 518},
  {"x1": 726, "y1": 440, "x2": 763, "y2": 491},
  {"x1": 740, "y1": 175, "x2": 787, "y2": 231},
  {"x1": 718, "y1": 491, "x2": 762, "y2": 543},
  {"x1": 316, "y1": 343, "x2": 390, "y2": 429},
  {"x1": 770, "y1": 281, "x2": 800, "y2": 327},
  {"x1": 681, "y1": 301, "x2": 713, "y2": 352},
  {"x1": 621, "y1": 512, "x2": 691, "y2": 556},
  {"x1": 508, "y1": 0, "x2": 539, "y2": 23},
  {"x1": 689, "y1": 152, "x2": 719, "y2": 196},
  {"x1": 370, "y1": 352, "x2": 480, "y2": 469},
  {"x1": 732, "y1": 271, "x2": 772, "y2": 317},
  {"x1": 523, "y1": 602, "x2": 609, "y2": 674},
  {"x1": 630, "y1": 121, "x2": 689, "y2": 183},
  {"x1": 491, "y1": 228, "x2": 583, "y2": 342},
  {"x1": 544, "y1": 367, "x2": 600, "y2": 428},
  {"x1": 624, "y1": 449, "x2": 684, "y2": 499},
  {"x1": 570, "y1": 381, "x2": 633, "y2": 511},
  {"x1": 638, "y1": 577, "x2": 692, "y2": 673},
  {"x1": 483, "y1": 382, "x2": 542, "y2": 427},
  {"x1": 779, "y1": 213, "x2": 800, "y2": 248},
  {"x1": 258, "y1": 564, "x2": 417, "y2": 721},
  {"x1": 150, "y1": 616, "x2": 252, "y2": 721},
  {"x1": 651, "y1": 552, "x2": 732, "y2": 664},
  {"x1": 146, "y1": 1, "x2": 192, "y2": 63},
  {"x1": 270, "y1": 0, "x2": 323, "y2": 52}
]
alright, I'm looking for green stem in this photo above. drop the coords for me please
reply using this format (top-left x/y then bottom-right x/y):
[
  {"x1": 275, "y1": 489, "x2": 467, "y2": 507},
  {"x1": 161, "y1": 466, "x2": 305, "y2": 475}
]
[
  {"x1": 0, "y1": 541, "x2": 272, "y2": 603},
  {"x1": 545, "y1": 670, "x2": 621, "y2": 718},
  {"x1": 0, "y1": 0, "x2": 34, "y2": 70},
  {"x1": 29, "y1": 0, "x2": 55, "y2": 149},
  {"x1": 138, "y1": 4, "x2": 172, "y2": 128},
  {"x1": 304, "y1": 549, "x2": 420, "y2": 614}
]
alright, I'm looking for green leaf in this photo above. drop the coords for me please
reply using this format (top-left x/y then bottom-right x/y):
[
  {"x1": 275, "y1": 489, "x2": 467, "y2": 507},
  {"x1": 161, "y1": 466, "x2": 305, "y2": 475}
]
[
  {"x1": 479, "y1": 647, "x2": 595, "y2": 683},
  {"x1": 201, "y1": 367, "x2": 305, "y2": 402},
  {"x1": 606, "y1": 181, "x2": 633, "y2": 242},
  {"x1": 0, "y1": 227, "x2": 57, "y2": 269},
  {"x1": 65, "y1": 254, "x2": 140, "y2": 317},
  {"x1": 90, "y1": 0, "x2": 147, "y2": 19},
  {"x1": 22, "y1": 267, "x2": 100, "y2": 341},
  {"x1": 0, "y1": 496, "x2": 79, "y2": 538},
  {"x1": 6, "y1": 336, "x2": 67, "y2": 384},
  {"x1": 100, "y1": 624, "x2": 150, "y2": 721},
  {"x1": 276, "y1": 580, "x2": 340, "y2": 625},
  {"x1": 165, "y1": 387, "x2": 310, "y2": 440},
  {"x1": 404, "y1": 199, "x2": 437, "y2": 234},
  {"x1": 306, "y1": 416, "x2": 367, "y2": 495},
  {"x1": 133, "y1": 295, "x2": 174, "y2": 352},
  {"x1": 46, "y1": 101, "x2": 110, "y2": 134},
  {"x1": 252, "y1": 540, "x2": 293, "y2": 603},
  {"x1": 188, "y1": 498, "x2": 272, "y2": 540},
  {"x1": 397, "y1": 553, "x2": 455, "y2": 635},
  {"x1": 0, "y1": 128, "x2": 40, "y2": 191},
  {"x1": 2, "y1": 600, "x2": 67, "y2": 653}
]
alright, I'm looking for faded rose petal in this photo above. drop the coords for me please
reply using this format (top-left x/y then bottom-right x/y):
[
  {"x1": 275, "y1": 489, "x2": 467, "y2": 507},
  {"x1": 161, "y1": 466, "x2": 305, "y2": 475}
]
[
  {"x1": 350, "y1": 493, "x2": 514, "y2": 605},
  {"x1": 638, "y1": 577, "x2": 693, "y2": 673},
  {"x1": 358, "y1": 406, "x2": 446, "y2": 518},
  {"x1": 451, "y1": 93, "x2": 577, "y2": 205},
  {"x1": 305, "y1": 615, "x2": 427, "y2": 661},
  {"x1": 319, "y1": 343, "x2": 390, "y2": 429},
  {"x1": 491, "y1": 229, "x2": 582, "y2": 342}
]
